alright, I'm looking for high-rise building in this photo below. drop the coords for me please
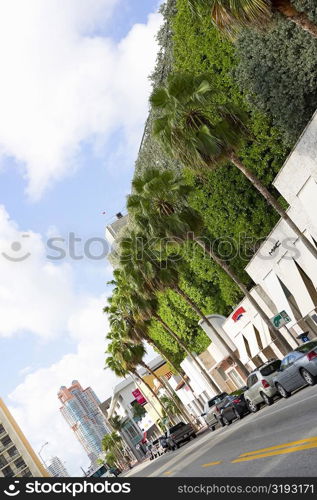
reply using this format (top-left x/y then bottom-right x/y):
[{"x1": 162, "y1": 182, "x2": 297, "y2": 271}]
[
  {"x1": 58, "y1": 381, "x2": 109, "y2": 463},
  {"x1": 47, "y1": 456, "x2": 69, "y2": 477},
  {"x1": 0, "y1": 398, "x2": 49, "y2": 478}
]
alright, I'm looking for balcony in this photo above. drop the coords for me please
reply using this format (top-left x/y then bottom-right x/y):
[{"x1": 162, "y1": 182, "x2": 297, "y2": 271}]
[{"x1": 0, "y1": 441, "x2": 14, "y2": 454}]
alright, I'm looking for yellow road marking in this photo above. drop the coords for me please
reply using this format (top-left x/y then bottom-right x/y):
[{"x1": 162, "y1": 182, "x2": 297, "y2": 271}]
[
  {"x1": 238, "y1": 436, "x2": 317, "y2": 458},
  {"x1": 232, "y1": 442, "x2": 317, "y2": 463},
  {"x1": 163, "y1": 471, "x2": 173, "y2": 475},
  {"x1": 202, "y1": 461, "x2": 222, "y2": 468}
]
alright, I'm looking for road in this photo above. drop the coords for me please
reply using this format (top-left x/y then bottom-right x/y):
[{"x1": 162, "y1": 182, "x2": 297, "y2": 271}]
[{"x1": 124, "y1": 384, "x2": 317, "y2": 477}]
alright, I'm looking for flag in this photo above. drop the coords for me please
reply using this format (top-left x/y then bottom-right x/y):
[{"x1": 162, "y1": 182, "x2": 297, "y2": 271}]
[{"x1": 232, "y1": 306, "x2": 246, "y2": 322}]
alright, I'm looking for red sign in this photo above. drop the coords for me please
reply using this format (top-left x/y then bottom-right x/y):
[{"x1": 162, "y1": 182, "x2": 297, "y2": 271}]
[
  {"x1": 232, "y1": 307, "x2": 246, "y2": 322},
  {"x1": 132, "y1": 388, "x2": 147, "y2": 406}
]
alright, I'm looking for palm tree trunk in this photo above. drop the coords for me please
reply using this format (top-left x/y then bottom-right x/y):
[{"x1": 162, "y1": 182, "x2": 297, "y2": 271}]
[
  {"x1": 274, "y1": 0, "x2": 317, "y2": 38},
  {"x1": 230, "y1": 153, "x2": 317, "y2": 260},
  {"x1": 196, "y1": 238, "x2": 292, "y2": 354},
  {"x1": 153, "y1": 313, "x2": 221, "y2": 394},
  {"x1": 175, "y1": 285, "x2": 250, "y2": 378},
  {"x1": 140, "y1": 361, "x2": 196, "y2": 427},
  {"x1": 133, "y1": 371, "x2": 176, "y2": 427},
  {"x1": 146, "y1": 336, "x2": 205, "y2": 411}
]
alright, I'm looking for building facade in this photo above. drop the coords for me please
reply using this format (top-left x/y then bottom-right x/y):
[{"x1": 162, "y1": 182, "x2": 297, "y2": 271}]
[
  {"x1": 58, "y1": 381, "x2": 109, "y2": 464},
  {"x1": 196, "y1": 111, "x2": 317, "y2": 388},
  {"x1": 47, "y1": 456, "x2": 70, "y2": 477},
  {"x1": 0, "y1": 398, "x2": 48, "y2": 478},
  {"x1": 103, "y1": 378, "x2": 147, "y2": 461}
]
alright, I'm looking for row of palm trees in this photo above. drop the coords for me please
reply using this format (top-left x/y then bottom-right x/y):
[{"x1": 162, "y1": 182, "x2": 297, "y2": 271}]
[{"x1": 104, "y1": 2, "x2": 317, "y2": 423}]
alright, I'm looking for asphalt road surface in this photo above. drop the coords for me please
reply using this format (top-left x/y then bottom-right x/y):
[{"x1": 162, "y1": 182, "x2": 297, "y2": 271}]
[{"x1": 124, "y1": 384, "x2": 317, "y2": 477}]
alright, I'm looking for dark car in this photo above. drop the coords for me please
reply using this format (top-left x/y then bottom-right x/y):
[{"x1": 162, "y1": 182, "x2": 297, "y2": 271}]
[
  {"x1": 216, "y1": 393, "x2": 249, "y2": 426},
  {"x1": 108, "y1": 467, "x2": 121, "y2": 476},
  {"x1": 166, "y1": 422, "x2": 196, "y2": 449},
  {"x1": 201, "y1": 393, "x2": 228, "y2": 431},
  {"x1": 273, "y1": 339, "x2": 317, "y2": 397}
]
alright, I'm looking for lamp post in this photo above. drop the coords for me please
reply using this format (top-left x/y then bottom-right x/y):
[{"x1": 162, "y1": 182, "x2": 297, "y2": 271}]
[{"x1": 38, "y1": 441, "x2": 49, "y2": 468}]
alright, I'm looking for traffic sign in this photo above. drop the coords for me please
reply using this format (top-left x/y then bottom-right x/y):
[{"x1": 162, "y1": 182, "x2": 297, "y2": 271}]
[{"x1": 270, "y1": 310, "x2": 291, "y2": 329}]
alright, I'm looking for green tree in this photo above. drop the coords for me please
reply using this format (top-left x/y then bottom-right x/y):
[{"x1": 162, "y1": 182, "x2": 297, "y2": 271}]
[
  {"x1": 128, "y1": 167, "x2": 292, "y2": 353},
  {"x1": 235, "y1": 16, "x2": 317, "y2": 142},
  {"x1": 188, "y1": 0, "x2": 317, "y2": 39},
  {"x1": 150, "y1": 73, "x2": 317, "y2": 260},
  {"x1": 132, "y1": 403, "x2": 146, "y2": 421}
]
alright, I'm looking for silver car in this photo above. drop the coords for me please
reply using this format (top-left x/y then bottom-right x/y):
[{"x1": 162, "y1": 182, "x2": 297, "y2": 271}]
[
  {"x1": 244, "y1": 359, "x2": 282, "y2": 412},
  {"x1": 273, "y1": 339, "x2": 317, "y2": 397}
]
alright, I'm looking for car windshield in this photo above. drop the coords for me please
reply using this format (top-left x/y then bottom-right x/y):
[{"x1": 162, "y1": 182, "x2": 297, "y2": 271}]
[
  {"x1": 208, "y1": 393, "x2": 227, "y2": 407},
  {"x1": 260, "y1": 360, "x2": 281, "y2": 376},
  {"x1": 169, "y1": 422, "x2": 185, "y2": 433},
  {"x1": 295, "y1": 340, "x2": 317, "y2": 353}
]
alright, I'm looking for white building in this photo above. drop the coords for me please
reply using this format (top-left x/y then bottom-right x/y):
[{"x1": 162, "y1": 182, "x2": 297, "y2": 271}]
[
  {"x1": 47, "y1": 456, "x2": 69, "y2": 478},
  {"x1": 198, "y1": 111, "x2": 317, "y2": 379}
]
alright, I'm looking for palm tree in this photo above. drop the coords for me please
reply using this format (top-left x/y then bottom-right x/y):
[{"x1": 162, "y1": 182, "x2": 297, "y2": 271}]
[
  {"x1": 127, "y1": 317, "x2": 205, "y2": 411},
  {"x1": 106, "y1": 270, "x2": 221, "y2": 392},
  {"x1": 188, "y1": 0, "x2": 317, "y2": 39},
  {"x1": 108, "y1": 415, "x2": 124, "y2": 433},
  {"x1": 128, "y1": 168, "x2": 292, "y2": 354},
  {"x1": 119, "y1": 232, "x2": 250, "y2": 378},
  {"x1": 160, "y1": 395, "x2": 182, "y2": 420},
  {"x1": 105, "y1": 353, "x2": 166, "y2": 426},
  {"x1": 132, "y1": 402, "x2": 146, "y2": 421},
  {"x1": 150, "y1": 73, "x2": 317, "y2": 262},
  {"x1": 107, "y1": 340, "x2": 178, "y2": 424},
  {"x1": 124, "y1": 290, "x2": 221, "y2": 393},
  {"x1": 102, "y1": 432, "x2": 126, "y2": 467},
  {"x1": 108, "y1": 335, "x2": 191, "y2": 424}
]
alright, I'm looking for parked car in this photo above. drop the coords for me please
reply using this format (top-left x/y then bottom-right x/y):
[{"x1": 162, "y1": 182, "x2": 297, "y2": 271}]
[
  {"x1": 273, "y1": 340, "x2": 317, "y2": 397},
  {"x1": 201, "y1": 393, "x2": 228, "y2": 431},
  {"x1": 244, "y1": 359, "x2": 282, "y2": 412},
  {"x1": 215, "y1": 392, "x2": 249, "y2": 426},
  {"x1": 166, "y1": 421, "x2": 196, "y2": 449},
  {"x1": 153, "y1": 437, "x2": 165, "y2": 457},
  {"x1": 158, "y1": 435, "x2": 169, "y2": 453},
  {"x1": 108, "y1": 467, "x2": 121, "y2": 476}
]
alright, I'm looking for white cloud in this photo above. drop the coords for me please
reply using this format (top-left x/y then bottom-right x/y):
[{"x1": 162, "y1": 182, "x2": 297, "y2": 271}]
[
  {"x1": 0, "y1": 205, "x2": 76, "y2": 339},
  {"x1": 0, "y1": 1, "x2": 161, "y2": 199},
  {"x1": 0, "y1": 205, "x2": 121, "y2": 475},
  {"x1": 9, "y1": 295, "x2": 120, "y2": 477}
]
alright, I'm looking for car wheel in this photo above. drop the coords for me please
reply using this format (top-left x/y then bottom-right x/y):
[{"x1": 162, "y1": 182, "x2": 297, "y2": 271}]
[
  {"x1": 260, "y1": 392, "x2": 274, "y2": 406},
  {"x1": 234, "y1": 408, "x2": 242, "y2": 420},
  {"x1": 300, "y1": 368, "x2": 317, "y2": 386},
  {"x1": 276, "y1": 383, "x2": 290, "y2": 398},
  {"x1": 209, "y1": 425, "x2": 216, "y2": 432},
  {"x1": 223, "y1": 416, "x2": 231, "y2": 426},
  {"x1": 192, "y1": 433, "x2": 197, "y2": 438},
  {"x1": 247, "y1": 399, "x2": 259, "y2": 413}
]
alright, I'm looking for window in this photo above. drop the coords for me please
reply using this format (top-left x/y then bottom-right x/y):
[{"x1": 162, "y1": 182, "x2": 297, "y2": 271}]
[
  {"x1": 260, "y1": 360, "x2": 281, "y2": 376},
  {"x1": 7, "y1": 446, "x2": 19, "y2": 458},
  {"x1": 247, "y1": 374, "x2": 258, "y2": 387},
  {"x1": 2, "y1": 465, "x2": 14, "y2": 477},
  {"x1": 280, "y1": 356, "x2": 291, "y2": 371},
  {"x1": 296, "y1": 340, "x2": 317, "y2": 354},
  {"x1": 0, "y1": 424, "x2": 5, "y2": 434},
  {"x1": 226, "y1": 368, "x2": 245, "y2": 388},
  {"x1": 21, "y1": 468, "x2": 33, "y2": 477},
  {"x1": 1, "y1": 436, "x2": 12, "y2": 447},
  {"x1": 14, "y1": 458, "x2": 26, "y2": 470},
  {"x1": 0, "y1": 456, "x2": 8, "y2": 468}
]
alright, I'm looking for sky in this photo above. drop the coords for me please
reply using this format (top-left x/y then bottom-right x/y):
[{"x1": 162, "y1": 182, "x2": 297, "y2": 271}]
[{"x1": 0, "y1": 0, "x2": 162, "y2": 476}]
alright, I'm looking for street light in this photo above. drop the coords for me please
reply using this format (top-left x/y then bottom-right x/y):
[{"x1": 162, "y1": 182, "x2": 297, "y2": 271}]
[{"x1": 38, "y1": 442, "x2": 49, "y2": 467}]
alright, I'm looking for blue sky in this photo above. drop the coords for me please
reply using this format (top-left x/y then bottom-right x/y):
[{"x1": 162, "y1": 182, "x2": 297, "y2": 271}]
[{"x1": 0, "y1": 0, "x2": 162, "y2": 475}]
